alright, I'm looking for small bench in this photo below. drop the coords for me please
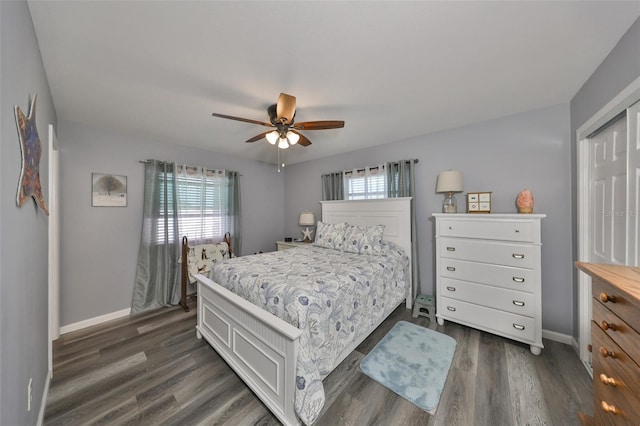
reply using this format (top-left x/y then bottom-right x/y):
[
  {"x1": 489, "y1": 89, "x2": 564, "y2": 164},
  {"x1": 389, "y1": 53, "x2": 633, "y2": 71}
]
[{"x1": 180, "y1": 234, "x2": 233, "y2": 312}]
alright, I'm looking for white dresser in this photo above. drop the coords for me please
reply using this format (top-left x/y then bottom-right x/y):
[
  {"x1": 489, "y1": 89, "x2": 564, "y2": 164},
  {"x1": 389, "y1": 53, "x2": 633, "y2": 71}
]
[{"x1": 433, "y1": 213, "x2": 546, "y2": 355}]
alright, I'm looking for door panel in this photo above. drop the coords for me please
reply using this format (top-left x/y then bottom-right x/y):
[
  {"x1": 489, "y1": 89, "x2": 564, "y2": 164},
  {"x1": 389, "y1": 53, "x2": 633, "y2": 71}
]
[{"x1": 590, "y1": 116, "x2": 627, "y2": 265}]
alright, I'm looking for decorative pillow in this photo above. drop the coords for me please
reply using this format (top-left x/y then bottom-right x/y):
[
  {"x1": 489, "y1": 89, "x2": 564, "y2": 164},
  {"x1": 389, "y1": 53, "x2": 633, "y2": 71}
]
[
  {"x1": 313, "y1": 221, "x2": 346, "y2": 251},
  {"x1": 343, "y1": 224, "x2": 385, "y2": 255}
]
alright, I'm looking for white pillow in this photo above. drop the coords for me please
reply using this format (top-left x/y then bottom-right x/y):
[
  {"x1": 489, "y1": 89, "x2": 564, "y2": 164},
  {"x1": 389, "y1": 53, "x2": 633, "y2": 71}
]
[
  {"x1": 313, "y1": 221, "x2": 346, "y2": 251},
  {"x1": 342, "y1": 224, "x2": 385, "y2": 255}
]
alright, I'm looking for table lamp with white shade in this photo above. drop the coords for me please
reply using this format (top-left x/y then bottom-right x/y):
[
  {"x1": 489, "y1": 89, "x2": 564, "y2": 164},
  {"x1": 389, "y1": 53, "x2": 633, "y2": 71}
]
[
  {"x1": 436, "y1": 171, "x2": 463, "y2": 213},
  {"x1": 298, "y1": 211, "x2": 316, "y2": 242}
]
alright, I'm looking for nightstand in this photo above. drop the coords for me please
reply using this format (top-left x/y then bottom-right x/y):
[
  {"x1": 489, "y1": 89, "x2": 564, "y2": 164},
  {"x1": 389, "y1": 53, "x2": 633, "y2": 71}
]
[{"x1": 275, "y1": 240, "x2": 309, "y2": 251}]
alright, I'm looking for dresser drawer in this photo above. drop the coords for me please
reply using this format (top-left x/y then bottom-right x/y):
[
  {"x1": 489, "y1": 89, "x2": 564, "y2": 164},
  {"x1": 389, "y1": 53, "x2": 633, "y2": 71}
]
[
  {"x1": 593, "y1": 300, "x2": 640, "y2": 362},
  {"x1": 439, "y1": 237, "x2": 536, "y2": 269},
  {"x1": 440, "y1": 258, "x2": 537, "y2": 294},
  {"x1": 440, "y1": 278, "x2": 535, "y2": 317},
  {"x1": 438, "y1": 218, "x2": 534, "y2": 242},
  {"x1": 592, "y1": 276, "x2": 640, "y2": 334},
  {"x1": 439, "y1": 297, "x2": 536, "y2": 343},
  {"x1": 592, "y1": 323, "x2": 640, "y2": 425}
]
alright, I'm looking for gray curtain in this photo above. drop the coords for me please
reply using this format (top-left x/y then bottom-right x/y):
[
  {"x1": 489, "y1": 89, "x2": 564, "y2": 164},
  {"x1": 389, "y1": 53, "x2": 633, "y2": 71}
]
[
  {"x1": 321, "y1": 171, "x2": 344, "y2": 200},
  {"x1": 386, "y1": 159, "x2": 420, "y2": 299},
  {"x1": 131, "y1": 160, "x2": 180, "y2": 314},
  {"x1": 226, "y1": 170, "x2": 242, "y2": 255}
]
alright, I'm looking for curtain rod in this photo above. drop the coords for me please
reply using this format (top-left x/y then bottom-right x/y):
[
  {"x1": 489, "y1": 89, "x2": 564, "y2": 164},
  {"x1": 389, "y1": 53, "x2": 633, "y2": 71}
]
[{"x1": 139, "y1": 160, "x2": 242, "y2": 175}]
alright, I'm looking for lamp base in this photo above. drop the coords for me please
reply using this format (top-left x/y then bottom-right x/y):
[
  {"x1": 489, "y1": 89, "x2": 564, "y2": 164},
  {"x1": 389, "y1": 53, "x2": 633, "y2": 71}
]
[
  {"x1": 301, "y1": 226, "x2": 314, "y2": 243},
  {"x1": 442, "y1": 192, "x2": 458, "y2": 213}
]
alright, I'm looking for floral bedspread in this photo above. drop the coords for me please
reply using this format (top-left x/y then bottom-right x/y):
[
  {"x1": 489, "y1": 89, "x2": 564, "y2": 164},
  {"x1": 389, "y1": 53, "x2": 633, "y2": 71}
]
[{"x1": 210, "y1": 243, "x2": 409, "y2": 425}]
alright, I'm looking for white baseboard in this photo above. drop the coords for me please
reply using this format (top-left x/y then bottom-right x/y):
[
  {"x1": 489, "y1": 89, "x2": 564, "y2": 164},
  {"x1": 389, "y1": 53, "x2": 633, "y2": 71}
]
[
  {"x1": 59, "y1": 307, "x2": 131, "y2": 335},
  {"x1": 542, "y1": 328, "x2": 574, "y2": 346},
  {"x1": 37, "y1": 372, "x2": 50, "y2": 426}
]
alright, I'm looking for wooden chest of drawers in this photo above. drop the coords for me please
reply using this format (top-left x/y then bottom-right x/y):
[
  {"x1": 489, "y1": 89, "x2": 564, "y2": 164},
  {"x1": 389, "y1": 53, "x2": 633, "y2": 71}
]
[
  {"x1": 576, "y1": 262, "x2": 640, "y2": 425},
  {"x1": 433, "y1": 214, "x2": 545, "y2": 355}
]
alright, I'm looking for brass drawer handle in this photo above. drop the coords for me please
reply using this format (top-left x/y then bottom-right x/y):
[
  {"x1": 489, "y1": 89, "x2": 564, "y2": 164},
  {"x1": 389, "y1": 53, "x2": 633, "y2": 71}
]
[
  {"x1": 599, "y1": 374, "x2": 618, "y2": 387},
  {"x1": 599, "y1": 346, "x2": 615, "y2": 358},
  {"x1": 447, "y1": 306, "x2": 456, "y2": 312},
  {"x1": 601, "y1": 401, "x2": 619, "y2": 415},
  {"x1": 513, "y1": 300, "x2": 525, "y2": 307},
  {"x1": 513, "y1": 277, "x2": 525, "y2": 283},
  {"x1": 513, "y1": 324, "x2": 525, "y2": 330},
  {"x1": 512, "y1": 253, "x2": 525, "y2": 259},
  {"x1": 601, "y1": 321, "x2": 617, "y2": 331},
  {"x1": 446, "y1": 247, "x2": 456, "y2": 251},
  {"x1": 600, "y1": 292, "x2": 617, "y2": 303},
  {"x1": 446, "y1": 286, "x2": 456, "y2": 292},
  {"x1": 446, "y1": 266, "x2": 456, "y2": 271}
]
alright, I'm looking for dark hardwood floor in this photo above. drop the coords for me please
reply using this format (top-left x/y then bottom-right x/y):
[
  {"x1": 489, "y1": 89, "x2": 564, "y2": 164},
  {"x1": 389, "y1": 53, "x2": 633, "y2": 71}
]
[{"x1": 45, "y1": 299, "x2": 592, "y2": 425}]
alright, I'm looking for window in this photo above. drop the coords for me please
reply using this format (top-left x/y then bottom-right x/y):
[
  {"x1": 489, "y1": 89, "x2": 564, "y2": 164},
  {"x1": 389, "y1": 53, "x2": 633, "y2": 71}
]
[
  {"x1": 344, "y1": 165, "x2": 386, "y2": 200},
  {"x1": 176, "y1": 167, "x2": 229, "y2": 242},
  {"x1": 156, "y1": 166, "x2": 230, "y2": 243}
]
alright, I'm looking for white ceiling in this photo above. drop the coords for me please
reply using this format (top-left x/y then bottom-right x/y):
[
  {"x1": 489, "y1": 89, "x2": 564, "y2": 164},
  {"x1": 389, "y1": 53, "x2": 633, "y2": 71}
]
[{"x1": 28, "y1": 1, "x2": 640, "y2": 165}]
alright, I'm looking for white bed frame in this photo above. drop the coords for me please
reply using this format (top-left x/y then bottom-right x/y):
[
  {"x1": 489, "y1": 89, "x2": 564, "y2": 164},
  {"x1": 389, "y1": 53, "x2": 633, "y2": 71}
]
[{"x1": 194, "y1": 197, "x2": 413, "y2": 425}]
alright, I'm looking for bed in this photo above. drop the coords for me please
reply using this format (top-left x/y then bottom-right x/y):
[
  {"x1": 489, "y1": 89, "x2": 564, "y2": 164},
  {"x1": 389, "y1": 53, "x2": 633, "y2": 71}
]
[{"x1": 194, "y1": 198, "x2": 413, "y2": 425}]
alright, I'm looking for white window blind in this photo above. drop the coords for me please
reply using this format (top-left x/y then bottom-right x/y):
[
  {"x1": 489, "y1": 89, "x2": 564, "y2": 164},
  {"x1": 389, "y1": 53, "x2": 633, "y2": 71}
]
[
  {"x1": 345, "y1": 165, "x2": 386, "y2": 200},
  {"x1": 155, "y1": 165, "x2": 229, "y2": 243},
  {"x1": 176, "y1": 166, "x2": 228, "y2": 242}
]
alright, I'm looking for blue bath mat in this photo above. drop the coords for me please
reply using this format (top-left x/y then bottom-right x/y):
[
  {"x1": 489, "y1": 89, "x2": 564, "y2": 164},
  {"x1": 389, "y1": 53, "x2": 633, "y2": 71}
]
[{"x1": 360, "y1": 321, "x2": 457, "y2": 414}]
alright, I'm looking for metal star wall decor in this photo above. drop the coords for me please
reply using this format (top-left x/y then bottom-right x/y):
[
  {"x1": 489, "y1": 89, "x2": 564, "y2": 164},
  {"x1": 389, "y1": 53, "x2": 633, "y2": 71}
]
[{"x1": 15, "y1": 94, "x2": 49, "y2": 215}]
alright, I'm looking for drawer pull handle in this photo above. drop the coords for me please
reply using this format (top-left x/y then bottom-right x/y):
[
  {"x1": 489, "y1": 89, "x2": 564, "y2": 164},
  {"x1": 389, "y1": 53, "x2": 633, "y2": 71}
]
[
  {"x1": 448, "y1": 226, "x2": 453, "y2": 230},
  {"x1": 599, "y1": 346, "x2": 615, "y2": 358},
  {"x1": 447, "y1": 266, "x2": 456, "y2": 271},
  {"x1": 513, "y1": 277, "x2": 525, "y2": 283},
  {"x1": 513, "y1": 324, "x2": 525, "y2": 330},
  {"x1": 601, "y1": 401, "x2": 619, "y2": 415},
  {"x1": 512, "y1": 253, "x2": 525, "y2": 259},
  {"x1": 600, "y1": 321, "x2": 617, "y2": 331},
  {"x1": 599, "y1": 374, "x2": 618, "y2": 387},
  {"x1": 513, "y1": 300, "x2": 525, "y2": 307},
  {"x1": 447, "y1": 306, "x2": 456, "y2": 312},
  {"x1": 446, "y1": 286, "x2": 456, "y2": 292},
  {"x1": 600, "y1": 292, "x2": 617, "y2": 303},
  {"x1": 446, "y1": 247, "x2": 456, "y2": 251},
  {"x1": 515, "y1": 229, "x2": 520, "y2": 233}
]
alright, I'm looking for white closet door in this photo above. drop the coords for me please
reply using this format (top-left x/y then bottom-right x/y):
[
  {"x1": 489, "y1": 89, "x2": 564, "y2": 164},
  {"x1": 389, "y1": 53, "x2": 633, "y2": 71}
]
[
  {"x1": 589, "y1": 115, "x2": 627, "y2": 265},
  {"x1": 628, "y1": 101, "x2": 640, "y2": 266}
]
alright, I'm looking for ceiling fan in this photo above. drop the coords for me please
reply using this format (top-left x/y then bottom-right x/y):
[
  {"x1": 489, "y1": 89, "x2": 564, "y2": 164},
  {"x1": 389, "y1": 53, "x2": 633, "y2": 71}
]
[{"x1": 211, "y1": 93, "x2": 345, "y2": 149}]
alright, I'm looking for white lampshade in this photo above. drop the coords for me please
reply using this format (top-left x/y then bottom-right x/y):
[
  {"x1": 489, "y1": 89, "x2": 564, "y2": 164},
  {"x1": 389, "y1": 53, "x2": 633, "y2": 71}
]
[
  {"x1": 298, "y1": 211, "x2": 316, "y2": 226},
  {"x1": 286, "y1": 131, "x2": 300, "y2": 145},
  {"x1": 278, "y1": 138, "x2": 289, "y2": 149},
  {"x1": 436, "y1": 171, "x2": 463, "y2": 193},
  {"x1": 266, "y1": 131, "x2": 279, "y2": 145}
]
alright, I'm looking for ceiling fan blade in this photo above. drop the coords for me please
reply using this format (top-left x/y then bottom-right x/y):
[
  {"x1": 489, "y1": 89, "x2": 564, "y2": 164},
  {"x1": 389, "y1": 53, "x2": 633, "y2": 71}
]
[
  {"x1": 296, "y1": 132, "x2": 312, "y2": 147},
  {"x1": 212, "y1": 112, "x2": 274, "y2": 128},
  {"x1": 292, "y1": 120, "x2": 345, "y2": 130},
  {"x1": 276, "y1": 93, "x2": 296, "y2": 124},
  {"x1": 245, "y1": 131, "x2": 273, "y2": 143}
]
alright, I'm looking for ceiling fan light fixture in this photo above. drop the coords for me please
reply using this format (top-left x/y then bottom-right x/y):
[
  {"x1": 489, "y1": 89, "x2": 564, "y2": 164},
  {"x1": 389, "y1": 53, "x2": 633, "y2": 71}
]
[
  {"x1": 286, "y1": 131, "x2": 299, "y2": 145},
  {"x1": 278, "y1": 138, "x2": 289, "y2": 149},
  {"x1": 266, "y1": 131, "x2": 279, "y2": 145}
]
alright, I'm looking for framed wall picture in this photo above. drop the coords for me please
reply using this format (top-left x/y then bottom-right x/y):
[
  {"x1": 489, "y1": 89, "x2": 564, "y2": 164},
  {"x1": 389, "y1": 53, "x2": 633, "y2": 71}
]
[{"x1": 92, "y1": 173, "x2": 127, "y2": 207}]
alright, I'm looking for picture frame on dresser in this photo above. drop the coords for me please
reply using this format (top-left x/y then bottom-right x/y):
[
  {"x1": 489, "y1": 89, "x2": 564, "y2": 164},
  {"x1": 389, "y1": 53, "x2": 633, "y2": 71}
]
[{"x1": 433, "y1": 213, "x2": 546, "y2": 355}]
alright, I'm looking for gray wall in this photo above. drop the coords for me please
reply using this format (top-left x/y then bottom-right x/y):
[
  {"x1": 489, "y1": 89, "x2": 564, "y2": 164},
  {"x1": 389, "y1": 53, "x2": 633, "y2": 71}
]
[
  {"x1": 284, "y1": 103, "x2": 574, "y2": 335},
  {"x1": 58, "y1": 120, "x2": 285, "y2": 326},
  {"x1": 569, "y1": 17, "x2": 640, "y2": 337},
  {"x1": 0, "y1": 1, "x2": 57, "y2": 424}
]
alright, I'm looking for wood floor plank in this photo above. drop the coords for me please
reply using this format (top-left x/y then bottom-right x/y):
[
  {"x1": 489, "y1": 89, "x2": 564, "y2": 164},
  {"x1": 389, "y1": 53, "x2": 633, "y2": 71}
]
[
  {"x1": 45, "y1": 302, "x2": 592, "y2": 425},
  {"x1": 505, "y1": 343, "x2": 553, "y2": 425}
]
